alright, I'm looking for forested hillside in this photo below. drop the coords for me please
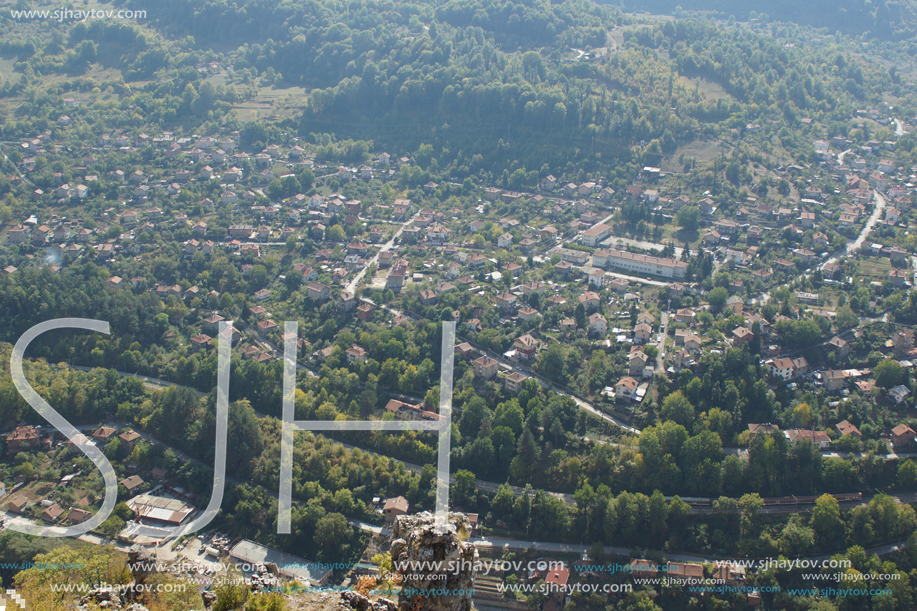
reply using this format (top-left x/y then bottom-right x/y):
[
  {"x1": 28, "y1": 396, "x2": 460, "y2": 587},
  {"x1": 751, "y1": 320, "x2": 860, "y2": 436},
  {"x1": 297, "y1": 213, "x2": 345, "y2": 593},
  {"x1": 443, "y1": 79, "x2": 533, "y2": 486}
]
[
  {"x1": 620, "y1": 0, "x2": 917, "y2": 41},
  {"x1": 79, "y1": 0, "x2": 896, "y2": 182}
]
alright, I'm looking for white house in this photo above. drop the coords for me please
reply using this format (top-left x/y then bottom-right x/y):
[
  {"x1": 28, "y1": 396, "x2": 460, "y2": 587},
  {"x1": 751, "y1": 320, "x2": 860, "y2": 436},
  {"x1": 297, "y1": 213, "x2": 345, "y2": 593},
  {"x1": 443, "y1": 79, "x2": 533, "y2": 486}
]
[{"x1": 589, "y1": 312, "x2": 607, "y2": 335}]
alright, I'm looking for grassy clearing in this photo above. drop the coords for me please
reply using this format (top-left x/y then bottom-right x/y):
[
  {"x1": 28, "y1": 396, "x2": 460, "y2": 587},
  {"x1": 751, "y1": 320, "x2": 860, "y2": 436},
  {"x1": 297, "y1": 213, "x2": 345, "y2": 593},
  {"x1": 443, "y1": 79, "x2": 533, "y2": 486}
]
[
  {"x1": 0, "y1": 57, "x2": 21, "y2": 81},
  {"x1": 662, "y1": 137, "x2": 726, "y2": 172},
  {"x1": 232, "y1": 84, "x2": 308, "y2": 122},
  {"x1": 856, "y1": 256, "x2": 893, "y2": 282},
  {"x1": 681, "y1": 76, "x2": 734, "y2": 101}
]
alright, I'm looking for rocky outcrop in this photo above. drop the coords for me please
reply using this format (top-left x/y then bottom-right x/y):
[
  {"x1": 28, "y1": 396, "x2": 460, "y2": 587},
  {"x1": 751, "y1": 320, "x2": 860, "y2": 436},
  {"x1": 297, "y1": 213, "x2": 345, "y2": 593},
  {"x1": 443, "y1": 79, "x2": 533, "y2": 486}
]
[
  {"x1": 249, "y1": 563, "x2": 282, "y2": 591},
  {"x1": 127, "y1": 546, "x2": 157, "y2": 586},
  {"x1": 77, "y1": 586, "x2": 137, "y2": 610},
  {"x1": 389, "y1": 512, "x2": 476, "y2": 611},
  {"x1": 340, "y1": 591, "x2": 398, "y2": 611},
  {"x1": 201, "y1": 589, "x2": 217, "y2": 608}
]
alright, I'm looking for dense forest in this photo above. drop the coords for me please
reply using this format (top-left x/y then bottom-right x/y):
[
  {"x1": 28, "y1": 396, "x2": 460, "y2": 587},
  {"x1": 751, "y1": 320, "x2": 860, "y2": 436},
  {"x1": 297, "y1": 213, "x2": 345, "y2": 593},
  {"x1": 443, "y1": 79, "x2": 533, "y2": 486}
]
[
  {"x1": 618, "y1": 0, "x2": 917, "y2": 42},
  {"x1": 51, "y1": 0, "x2": 889, "y2": 177}
]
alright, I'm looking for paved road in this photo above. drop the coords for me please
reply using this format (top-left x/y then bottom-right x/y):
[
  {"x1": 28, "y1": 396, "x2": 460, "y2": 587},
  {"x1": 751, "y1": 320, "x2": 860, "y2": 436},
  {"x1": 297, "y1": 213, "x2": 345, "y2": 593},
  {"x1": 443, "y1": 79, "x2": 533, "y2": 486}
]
[
  {"x1": 471, "y1": 534, "x2": 908, "y2": 565},
  {"x1": 360, "y1": 296, "x2": 641, "y2": 435},
  {"x1": 67, "y1": 364, "x2": 581, "y2": 505},
  {"x1": 895, "y1": 118, "x2": 907, "y2": 137},
  {"x1": 332, "y1": 437, "x2": 574, "y2": 503},
  {"x1": 837, "y1": 190, "x2": 886, "y2": 262},
  {"x1": 345, "y1": 211, "x2": 419, "y2": 295},
  {"x1": 756, "y1": 190, "x2": 886, "y2": 306},
  {"x1": 9, "y1": 375, "x2": 916, "y2": 564},
  {"x1": 655, "y1": 312, "x2": 668, "y2": 372},
  {"x1": 66, "y1": 364, "x2": 917, "y2": 465},
  {"x1": 580, "y1": 262, "x2": 670, "y2": 288},
  {"x1": 72, "y1": 365, "x2": 205, "y2": 395},
  {"x1": 453, "y1": 334, "x2": 641, "y2": 435}
]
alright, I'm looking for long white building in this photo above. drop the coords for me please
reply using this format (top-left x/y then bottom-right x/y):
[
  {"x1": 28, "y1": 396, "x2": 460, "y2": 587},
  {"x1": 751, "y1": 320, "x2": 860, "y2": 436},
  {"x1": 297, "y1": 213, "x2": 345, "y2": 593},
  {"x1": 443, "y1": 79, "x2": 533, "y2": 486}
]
[{"x1": 594, "y1": 248, "x2": 687, "y2": 279}]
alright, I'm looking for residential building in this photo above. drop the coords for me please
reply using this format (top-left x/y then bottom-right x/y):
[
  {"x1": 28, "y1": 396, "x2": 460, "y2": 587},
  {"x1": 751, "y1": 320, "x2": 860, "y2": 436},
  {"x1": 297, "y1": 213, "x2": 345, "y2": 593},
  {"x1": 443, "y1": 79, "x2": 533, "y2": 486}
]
[
  {"x1": 828, "y1": 337, "x2": 850, "y2": 359},
  {"x1": 675, "y1": 309, "x2": 696, "y2": 324},
  {"x1": 629, "y1": 349, "x2": 650, "y2": 377},
  {"x1": 665, "y1": 562, "x2": 704, "y2": 584},
  {"x1": 589, "y1": 313, "x2": 607, "y2": 336},
  {"x1": 581, "y1": 223, "x2": 612, "y2": 247},
  {"x1": 42, "y1": 503, "x2": 64, "y2": 523},
  {"x1": 615, "y1": 377, "x2": 638, "y2": 399},
  {"x1": 713, "y1": 563, "x2": 747, "y2": 587},
  {"x1": 92, "y1": 426, "x2": 117, "y2": 444},
  {"x1": 747, "y1": 423, "x2": 780, "y2": 435},
  {"x1": 454, "y1": 343, "x2": 475, "y2": 360},
  {"x1": 514, "y1": 334, "x2": 539, "y2": 359},
  {"x1": 356, "y1": 303, "x2": 374, "y2": 321},
  {"x1": 578, "y1": 291, "x2": 600, "y2": 311},
  {"x1": 889, "y1": 269, "x2": 908, "y2": 286},
  {"x1": 634, "y1": 322, "x2": 652, "y2": 344},
  {"x1": 472, "y1": 356, "x2": 498, "y2": 380},
  {"x1": 683, "y1": 332, "x2": 701, "y2": 353},
  {"x1": 256, "y1": 319, "x2": 278, "y2": 338},
  {"x1": 732, "y1": 326, "x2": 754, "y2": 346},
  {"x1": 835, "y1": 420, "x2": 862, "y2": 439},
  {"x1": 889, "y1": 385, "x2": 911, "y2": 405},
  {"x1": 714, "y1": 219, "x2": 739, "y2": 235},
  {"x1": 823, "y1": 369, "x2": 847, "y2": 392},
  {"x1": 629, "y1": 559, "x2": 658, "y2": 580},
  {"x1": 891, "y1": 424, "x2": 916, "y2": 446},
  {"x1": 345, "y1": 345, "x2": 368, "y2": 365},
  {"x1": 336, "y1": 291, "x2": 356, "y2": 312},
  {"x1": 383, "y1": 496, "x2": 409, "y2": 522},
  {"x1": 495, "y1": 292, "x2": 518, "y2": 312},
  {"x1": 306, "y1": 282, "x2": 330, "y2": 301},
  {"x1": 68, "y1": 508, "x2": 92, "y2": 524},
  {"x1": 5, "y1": 425, "x2": 39, "y2": 455},
  {"x1": 785, "y1": 429, "x2": 831, "y2": 449},
  {"x1": 504, "y1": 372, "x2": 529, "y2": 394},
  {"x1": 766, "y1": 357, "x2": 807, "y2": 382},
  {"x1": 120, "y1": 475, "x2": 144, "y2": 497},
  {"x1": 118, "y1": 430, "x2": 141, "y2": 452}
]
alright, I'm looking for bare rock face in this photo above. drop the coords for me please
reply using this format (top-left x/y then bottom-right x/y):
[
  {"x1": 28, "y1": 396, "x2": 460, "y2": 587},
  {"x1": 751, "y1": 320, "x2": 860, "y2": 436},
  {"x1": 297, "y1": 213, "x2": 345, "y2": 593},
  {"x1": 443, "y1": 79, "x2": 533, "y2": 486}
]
[
  {"x1": 249, "y1": 563, "x2": 282, "y2": 591},
  {"x1": 340, "y1": 590, "x2": 398, "y2": 611},
  {"x1": 127, "y1": 546, "x2": 157, "y2": 586},
  {"x1": 390, "y1": 512, "x2": 477, "y2": 611},
  {"x1": 79, "y1": 586, "x2": 123, "y2": 608}
]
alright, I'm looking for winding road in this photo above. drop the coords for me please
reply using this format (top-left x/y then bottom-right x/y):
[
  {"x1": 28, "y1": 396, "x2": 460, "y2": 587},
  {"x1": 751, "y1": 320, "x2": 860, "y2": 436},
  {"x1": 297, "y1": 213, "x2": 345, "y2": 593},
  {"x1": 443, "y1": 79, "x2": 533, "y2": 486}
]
[
  {"x1": 755, "y1": 189, "x2": 886, "y2": 306},
  {"x1": 0, "y1": 361, "x2": 906, "y2": 570},
  {"x1": 345, "y1": 211, "x2": 419, "y2": 295},
  {"x1": 831, "y1": 190, "x2": 886, "y2": 264}
]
